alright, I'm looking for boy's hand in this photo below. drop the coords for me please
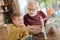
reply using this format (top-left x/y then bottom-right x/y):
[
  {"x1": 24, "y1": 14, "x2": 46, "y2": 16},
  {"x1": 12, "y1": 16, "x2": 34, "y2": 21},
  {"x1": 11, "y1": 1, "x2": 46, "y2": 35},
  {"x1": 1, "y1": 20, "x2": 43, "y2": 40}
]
[
  {"x1": 22, "y1": 25, "x2": 42, "y2": 34},
  {"x1": 28, "y1": 25, "x2": 41, "y2": 30},
  {"x1": 20, "y1": 37, "x2": 26, "y2": 40},
  {"x1": 27, "y1": 25, "x2": 42, "y2": 35},
  {"x1": 20, "y1": 35, "x2": 32, "y2": 40},
  {"x1": 22, "y1": 27, "x2": 29, "y2": 32}
]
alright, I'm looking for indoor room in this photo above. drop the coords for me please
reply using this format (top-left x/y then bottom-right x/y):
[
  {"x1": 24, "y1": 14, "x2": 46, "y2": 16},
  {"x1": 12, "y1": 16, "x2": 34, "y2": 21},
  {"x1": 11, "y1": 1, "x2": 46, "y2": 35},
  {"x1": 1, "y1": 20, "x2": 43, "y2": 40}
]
[{"x1": 0, "y1": 0, "x2": 60, "y2": 40}]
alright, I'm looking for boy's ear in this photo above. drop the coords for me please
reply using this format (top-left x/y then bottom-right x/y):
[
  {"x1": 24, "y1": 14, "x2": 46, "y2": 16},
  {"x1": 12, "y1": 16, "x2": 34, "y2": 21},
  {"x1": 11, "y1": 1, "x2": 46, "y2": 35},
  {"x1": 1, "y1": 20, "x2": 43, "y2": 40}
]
[{"x1": 12, "y1": 20, "x2": 15, "y2": 23}]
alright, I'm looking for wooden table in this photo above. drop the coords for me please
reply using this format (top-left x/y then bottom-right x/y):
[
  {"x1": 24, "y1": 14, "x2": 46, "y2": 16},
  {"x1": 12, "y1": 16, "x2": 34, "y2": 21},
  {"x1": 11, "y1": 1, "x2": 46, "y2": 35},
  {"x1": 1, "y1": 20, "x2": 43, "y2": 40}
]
[{"x1": 33, "y1": 32, "x2": 60, "y2": 40}]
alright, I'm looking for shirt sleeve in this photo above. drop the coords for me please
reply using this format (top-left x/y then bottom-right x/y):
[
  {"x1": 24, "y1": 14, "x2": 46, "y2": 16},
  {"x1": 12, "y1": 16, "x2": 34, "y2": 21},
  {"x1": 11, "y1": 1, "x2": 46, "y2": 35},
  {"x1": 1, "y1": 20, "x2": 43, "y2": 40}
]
[
  {"x1": 39, "y1": 11, "x2": 48, "y2": 26},
  {"x1": 21, "y1": 25, "x2": 29, "y2": 37},
  {"x1": 23, "y1": 16, "x2": 28, "y2": 26},
  {"x1": 39, "y1": 11, "x2": 48, "y2": 19},
  {"x1": 23, "y1": 31, "x2": 29, "y2": 37}
]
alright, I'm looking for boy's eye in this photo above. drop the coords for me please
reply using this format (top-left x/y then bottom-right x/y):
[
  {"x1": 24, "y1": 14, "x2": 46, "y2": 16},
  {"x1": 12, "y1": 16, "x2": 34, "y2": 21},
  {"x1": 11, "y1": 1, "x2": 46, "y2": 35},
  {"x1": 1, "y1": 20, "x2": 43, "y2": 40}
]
[{"x1": 18, "y1": 20, "x2": 20, "y2": 21}]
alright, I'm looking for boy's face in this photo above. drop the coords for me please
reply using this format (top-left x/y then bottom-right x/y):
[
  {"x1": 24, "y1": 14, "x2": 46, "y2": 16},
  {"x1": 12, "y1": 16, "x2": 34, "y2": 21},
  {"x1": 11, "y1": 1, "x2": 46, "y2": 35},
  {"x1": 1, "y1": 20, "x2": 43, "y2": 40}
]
[{"x1": 12, "y1": 16, "x2": 23, "y2": 27}]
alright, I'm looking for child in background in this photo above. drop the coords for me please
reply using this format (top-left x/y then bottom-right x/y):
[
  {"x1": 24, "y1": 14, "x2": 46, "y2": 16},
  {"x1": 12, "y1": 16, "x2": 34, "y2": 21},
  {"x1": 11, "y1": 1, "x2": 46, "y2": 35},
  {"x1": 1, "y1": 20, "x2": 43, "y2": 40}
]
[{"x1": 8, "y1": 13, "x2": 29, "y2": 40}]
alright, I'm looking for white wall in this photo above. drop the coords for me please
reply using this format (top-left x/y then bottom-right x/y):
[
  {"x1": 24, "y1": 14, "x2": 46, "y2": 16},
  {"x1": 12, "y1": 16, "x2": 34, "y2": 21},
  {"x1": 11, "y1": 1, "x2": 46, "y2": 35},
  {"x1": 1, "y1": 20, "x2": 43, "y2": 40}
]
[{"x1": 18, "y1": 0, "x2": 28, "y2": 16}]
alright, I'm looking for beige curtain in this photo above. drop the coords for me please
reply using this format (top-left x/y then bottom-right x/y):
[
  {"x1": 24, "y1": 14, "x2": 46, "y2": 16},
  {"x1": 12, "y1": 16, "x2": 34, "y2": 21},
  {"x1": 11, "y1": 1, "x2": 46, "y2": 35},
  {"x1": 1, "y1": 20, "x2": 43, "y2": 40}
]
[{"x1": 12, "y1": 0, "x2": 20, "y2": 13}]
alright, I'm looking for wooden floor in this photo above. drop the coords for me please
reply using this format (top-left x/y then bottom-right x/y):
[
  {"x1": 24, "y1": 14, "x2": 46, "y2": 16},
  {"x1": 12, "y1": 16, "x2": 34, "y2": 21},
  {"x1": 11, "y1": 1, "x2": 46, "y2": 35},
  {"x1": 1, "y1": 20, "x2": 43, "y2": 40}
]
[
  {"x1": 34, "y1": 34, "x2": 58, "y2": 40},
  {"x1": 0, "y1": 27, "x2": 60, "y2": 40},
  {"x1": 33, "y1": 32, "x2": 60, "y2": 40}
]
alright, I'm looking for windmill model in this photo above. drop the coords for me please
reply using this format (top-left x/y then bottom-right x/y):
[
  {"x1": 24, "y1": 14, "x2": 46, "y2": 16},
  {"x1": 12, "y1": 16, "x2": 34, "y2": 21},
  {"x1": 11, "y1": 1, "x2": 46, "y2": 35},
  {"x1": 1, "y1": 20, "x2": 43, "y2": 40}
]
[
  {"x1": 40, "y1": 14, "x2": 60, "y2": 39},
  {"x1": 40, "y1": 16, "x2": 48, "y2": 39},
  {"x1": 55, "y1": 11, "x2": 60, "y2": 33}
]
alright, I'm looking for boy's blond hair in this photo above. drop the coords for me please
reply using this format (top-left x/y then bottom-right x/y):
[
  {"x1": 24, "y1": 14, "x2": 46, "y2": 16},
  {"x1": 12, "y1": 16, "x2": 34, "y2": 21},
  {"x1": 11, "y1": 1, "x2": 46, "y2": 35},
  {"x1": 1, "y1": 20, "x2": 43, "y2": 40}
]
[{"x1": 11, "y1": 13, "x2": 22, "y2": 20}]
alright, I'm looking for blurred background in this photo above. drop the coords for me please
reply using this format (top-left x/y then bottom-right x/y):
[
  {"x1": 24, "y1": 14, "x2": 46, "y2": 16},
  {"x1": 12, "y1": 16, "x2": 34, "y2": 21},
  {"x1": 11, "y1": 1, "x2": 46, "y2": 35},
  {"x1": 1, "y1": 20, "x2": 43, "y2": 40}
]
[
  {"x1": 18, "y1": 0, "x2": 60, "y2": 16},
  {"x1": 0, "y1": 0, "x2": 60, "y2": 23},
  {"x1": 0, "y1": 0, "x2": 60, "y2": 40}
]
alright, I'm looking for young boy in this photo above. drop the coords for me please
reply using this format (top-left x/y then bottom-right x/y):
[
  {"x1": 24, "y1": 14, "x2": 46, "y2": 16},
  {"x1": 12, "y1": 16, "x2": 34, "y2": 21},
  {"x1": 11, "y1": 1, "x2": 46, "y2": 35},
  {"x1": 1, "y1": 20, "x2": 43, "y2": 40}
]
[{"x1": 8, "y1": 13, "x2": 29, "y2": 40}]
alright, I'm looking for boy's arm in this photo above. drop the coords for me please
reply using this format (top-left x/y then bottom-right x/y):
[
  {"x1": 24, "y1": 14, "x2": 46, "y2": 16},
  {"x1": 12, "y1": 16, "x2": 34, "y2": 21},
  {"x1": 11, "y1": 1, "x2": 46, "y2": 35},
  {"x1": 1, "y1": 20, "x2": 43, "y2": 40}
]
[
  {"x1": 20, "y1": 37, "x2": 26, "y2": 40},
  {"x1": 28, "y1": 25, "x2": 42, "y2": 35},
  {"x1": 20, "y1": 31, "x2": 29, "y2": 40},
  {"x1": 23, "y1": 31, "x2": 29, "y2": 36}
]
